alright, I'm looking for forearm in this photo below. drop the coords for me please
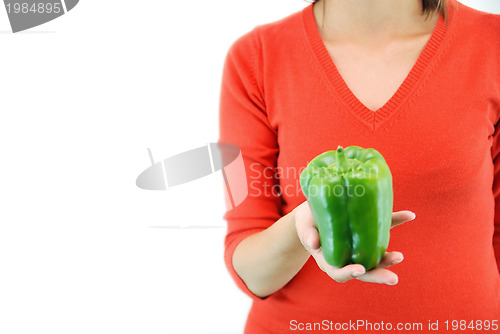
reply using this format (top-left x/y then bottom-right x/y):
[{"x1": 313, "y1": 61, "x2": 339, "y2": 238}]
[{"x1": 232, "y1": 210, "x2": 311, "y2": 298}]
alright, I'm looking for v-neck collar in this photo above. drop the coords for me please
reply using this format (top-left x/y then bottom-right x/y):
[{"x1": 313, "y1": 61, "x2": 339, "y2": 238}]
[{"x1": 302, "y1": 0, "x2": 456, "y2": 130}]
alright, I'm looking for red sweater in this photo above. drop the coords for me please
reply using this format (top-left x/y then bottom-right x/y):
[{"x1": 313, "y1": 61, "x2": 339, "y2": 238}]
[{"x1": 219, "y1": 1, "x2": 500, "y2": 333}]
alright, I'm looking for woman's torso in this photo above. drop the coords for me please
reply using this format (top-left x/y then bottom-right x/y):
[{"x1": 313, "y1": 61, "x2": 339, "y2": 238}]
[{"x1": 243, "y1": 2, "x2": 500, "y2": 333}]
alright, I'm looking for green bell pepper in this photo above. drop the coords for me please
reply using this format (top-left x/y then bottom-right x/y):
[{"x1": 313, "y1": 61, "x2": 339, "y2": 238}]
[{"x1": 300, "y1": 146, "x2": 393, "y2": 270}]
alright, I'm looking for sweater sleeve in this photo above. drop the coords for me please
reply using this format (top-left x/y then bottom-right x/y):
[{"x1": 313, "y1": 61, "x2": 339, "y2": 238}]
[
  {"x1": 218, "y1": 29, "x2": 283, "y2": 300},
  {"x1": 492, "y1": 119, "x2": 500, "y2": 273}
]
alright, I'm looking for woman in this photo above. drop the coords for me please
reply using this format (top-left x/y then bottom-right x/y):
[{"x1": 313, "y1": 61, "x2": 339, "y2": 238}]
[{"x1": 219, "y1": 0, "x2": 500, "y2": 332}]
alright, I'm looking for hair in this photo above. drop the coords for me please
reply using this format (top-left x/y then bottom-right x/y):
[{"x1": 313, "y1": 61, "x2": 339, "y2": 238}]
[
  {"x1": 309, "y1": 0, "x2": 445, "y2": 16},
  {"x1": 421, "y1": 0, "x2": 445, "y2": 15}
]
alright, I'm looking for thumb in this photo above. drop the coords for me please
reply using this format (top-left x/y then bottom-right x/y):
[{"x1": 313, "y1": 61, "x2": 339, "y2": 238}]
[{"x1": 294, "y1": 202, "x2": 319, "y2": 250}]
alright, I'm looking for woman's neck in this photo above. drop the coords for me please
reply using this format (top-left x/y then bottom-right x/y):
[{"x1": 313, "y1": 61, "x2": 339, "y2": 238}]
[{"x1": 314, "y1": 0, "x2": 440, "y2": 44}]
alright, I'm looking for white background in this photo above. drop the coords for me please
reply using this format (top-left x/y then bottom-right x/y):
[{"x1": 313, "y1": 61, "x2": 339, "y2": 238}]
[{"x1": 0, "y1": 1, "x2": 498, "y2": 334}]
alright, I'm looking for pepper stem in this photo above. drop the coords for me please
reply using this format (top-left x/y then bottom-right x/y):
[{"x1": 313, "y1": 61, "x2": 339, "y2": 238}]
[{"x1": 336, "y1": 146, "x2": 348, "y2": 172}]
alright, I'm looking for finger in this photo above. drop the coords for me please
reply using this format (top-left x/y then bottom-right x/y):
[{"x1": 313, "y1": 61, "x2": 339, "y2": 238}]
[
  {"x1": 391, "y1": 211, "x2": 416, "y2": 229},
  {"x1": 294, "y1": 202, "x2": 320, "y2": 250},
  {"x1": 376, "y1": 251, "x2": 404, "y2": 269},
  {"x1": 298, "y1": 226, "x2": 319, "y2": 252},
  {"x1": 312, "y1": 251, "x2": 366, "y2": 283},
  {"x1": 327, "y1": 263, "x2": 367, "y2": 283},
  {"x1": 354, "y1": 268, "x2": 399, "y2": 285},
  {"x1": 305, "y1": 229, "x2": 320, "y2": 250}
]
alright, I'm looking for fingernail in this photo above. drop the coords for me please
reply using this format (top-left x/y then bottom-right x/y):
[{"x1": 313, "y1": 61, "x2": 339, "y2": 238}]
[
  {"x1": 392, "y1": 258, "x2": 403, "y2": 265},
  {"x1": 352, "y1": 271, "x2": 364, "y2": 278},
  {"x1": 388, "y1": 277, "x2": 399, "y2": 285},
  {"x1": 409, "y1": 212, "x2": 416, "y2": 220}
]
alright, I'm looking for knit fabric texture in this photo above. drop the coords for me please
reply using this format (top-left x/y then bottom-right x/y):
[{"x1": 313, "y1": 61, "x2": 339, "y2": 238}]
[{"x1": 219, "y1": 1, "x2": 500, "y2": 332}]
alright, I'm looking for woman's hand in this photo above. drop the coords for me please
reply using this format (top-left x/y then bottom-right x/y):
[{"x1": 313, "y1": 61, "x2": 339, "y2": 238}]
[{"x1": 293, "y1": 201, "x2": 416, "y2": 286}]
